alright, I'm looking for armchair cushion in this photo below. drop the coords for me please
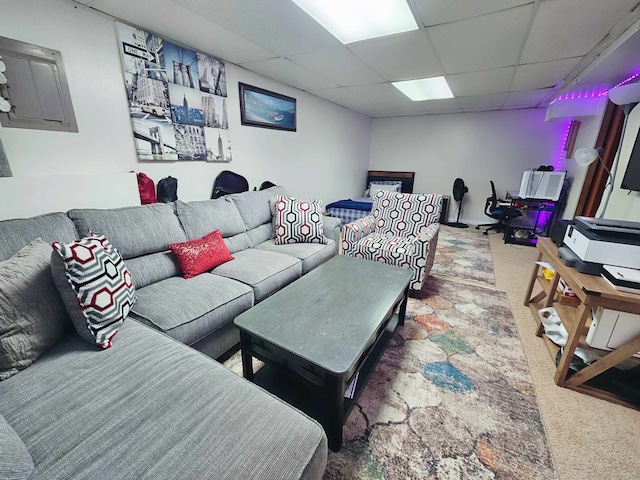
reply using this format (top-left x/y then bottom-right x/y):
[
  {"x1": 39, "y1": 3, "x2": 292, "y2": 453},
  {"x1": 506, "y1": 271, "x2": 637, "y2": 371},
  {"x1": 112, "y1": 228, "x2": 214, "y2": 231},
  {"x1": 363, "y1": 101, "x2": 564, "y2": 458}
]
[
  {"x1": 351, "y1": 231, "x2": 434, "y2": 290},
  {"x1": 372, "y1": 191, "x2": 442, "y2": 237}
]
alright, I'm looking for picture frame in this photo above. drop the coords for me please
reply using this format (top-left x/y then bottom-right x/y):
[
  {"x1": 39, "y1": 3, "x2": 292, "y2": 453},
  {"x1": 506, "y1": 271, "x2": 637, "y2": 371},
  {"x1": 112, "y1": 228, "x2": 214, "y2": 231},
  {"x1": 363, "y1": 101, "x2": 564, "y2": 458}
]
[{"x1": 239, "y1": 83, "x2": 296, "y2": 132}]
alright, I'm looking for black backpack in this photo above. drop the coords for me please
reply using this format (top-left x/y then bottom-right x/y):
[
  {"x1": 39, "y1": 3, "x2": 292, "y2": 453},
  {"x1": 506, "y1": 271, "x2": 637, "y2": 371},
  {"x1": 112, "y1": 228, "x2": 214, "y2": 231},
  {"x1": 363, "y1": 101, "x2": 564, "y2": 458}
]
[{"x1": 157, "y1": 176, "x2": 178, "y2": 203}]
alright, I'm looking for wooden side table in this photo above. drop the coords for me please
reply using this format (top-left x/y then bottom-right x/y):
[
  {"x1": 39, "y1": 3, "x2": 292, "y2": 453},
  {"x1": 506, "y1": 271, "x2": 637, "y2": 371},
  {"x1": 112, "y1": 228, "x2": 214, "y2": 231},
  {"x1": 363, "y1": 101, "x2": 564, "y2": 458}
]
[{"x1": 524, "y1": 237, "x2": 640, "y2": 408}]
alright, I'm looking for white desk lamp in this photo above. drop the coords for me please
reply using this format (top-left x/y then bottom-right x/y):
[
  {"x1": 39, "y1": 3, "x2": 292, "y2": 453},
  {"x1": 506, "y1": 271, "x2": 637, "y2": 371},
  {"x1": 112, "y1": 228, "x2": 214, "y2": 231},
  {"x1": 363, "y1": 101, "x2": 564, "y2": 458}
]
[{"x1": 574, "y1": 82, "x2": 640, "y2": 218}]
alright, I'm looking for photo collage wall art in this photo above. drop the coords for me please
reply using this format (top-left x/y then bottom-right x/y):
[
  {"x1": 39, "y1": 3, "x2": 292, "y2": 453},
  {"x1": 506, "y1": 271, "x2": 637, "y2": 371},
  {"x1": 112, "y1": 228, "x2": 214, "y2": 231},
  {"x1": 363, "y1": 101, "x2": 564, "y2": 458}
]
[{"x1": 116, "y1": 22, "x2": 231, "y2": 162}]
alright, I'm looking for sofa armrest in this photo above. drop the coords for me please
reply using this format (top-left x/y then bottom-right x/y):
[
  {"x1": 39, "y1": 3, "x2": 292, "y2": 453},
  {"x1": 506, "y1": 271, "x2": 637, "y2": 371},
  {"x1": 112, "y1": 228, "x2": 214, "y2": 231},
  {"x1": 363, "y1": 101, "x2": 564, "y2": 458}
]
[
  {"x1": 342, "y1": 215, "x2": 376, "y2": 256},
  {"x1": 322, "y1": 215, "x2": 342, "y2": 244}
]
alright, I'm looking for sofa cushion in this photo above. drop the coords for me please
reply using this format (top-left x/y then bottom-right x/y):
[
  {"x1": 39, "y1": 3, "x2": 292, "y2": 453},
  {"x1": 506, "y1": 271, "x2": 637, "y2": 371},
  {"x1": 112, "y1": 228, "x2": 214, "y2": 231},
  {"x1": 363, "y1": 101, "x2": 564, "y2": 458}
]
[
  {"x1": 246, "y1": 223, "x2": 274, "y2": 247},
  {"x1": 124, "y1": 251, "x2": 181, "y2": 289},
  {"x1": 175, "y1": 198, "x2": 246, "y2": 240},
  {"x1": 0, "y1": 240, "x2": 69, "y2": 380},
  {"x1": 0, "y1": 321, "x2": 327, "y2": 480},
  {"x1": 51, "y1": 234, "x2": 136, "y2": 350},
  {"x1": 255, "y1": 239, "x2": 336, "y2": 274},
  {"x1": 0, "y1": 413, "x2": 34, "y2": 480},
  {"x1": 223, "y1": 231, "x2": 254, "y2": 254},
  {"x1": 169, "y1": 230, "x2": 234, "y2": 279},
  {"x1": 212, "y1": 248, "x2": 301, "y2": 302},
  {"x1": 0, "y1": 212, "x2": 77, "y2": 262},
  {"x1": 68, "y1": 203, "x2": 186, "y2": 260},
  {"x1": 272, "y1": 196, "x2": 327, "y2": 245},
  {"x1": 130, "y1": 274, "x2": 253, "y2": 346},
  {"x1": 228, "y1": 186, "x2": 288, "y2": 231}
]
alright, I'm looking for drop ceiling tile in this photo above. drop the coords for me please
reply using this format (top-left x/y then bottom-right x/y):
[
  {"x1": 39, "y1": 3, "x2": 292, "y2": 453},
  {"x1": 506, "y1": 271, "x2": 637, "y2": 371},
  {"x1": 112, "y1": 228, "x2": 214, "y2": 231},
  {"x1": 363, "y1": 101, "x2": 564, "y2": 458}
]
[
  {"x1": 289, "y1": 47, "x2": 386, "y2": 87},
  {"x1": 344, "y1": 83, "x2": 412, "y2": 104},
  {"x1": 351, "y1": 98, "x2": 462, "y2": 117},
  {"x1": 576, "y1": 29, "x2": 640, "y2": 88},
  {"x1": 504, "y1": 88, "x2": 553, "y2": 107},
  {"x1": 173, "y1": 0, "x2": 342, "y2": 56},
  {"x1": 511, "y1": 58, "x2": 581, "y2": 92},
  {"x1": 307, "y1": 87, "x2": 370, "y2": 106},
  {"x1": 347, "y1": 30, "x2": 444, "y2": 81},
  {"x1": 414, "y1": 0, "x2": 534, "y2": 27},
  {"x1": 458, "y1": 93, "x2": 507, "y2": 110},
  {"x1": 89, "y1": 0, "x2": 276, "y2": 64},
  {"x1": 427, "y1": 5, "x2": 533, "y2": 74},
  {"x1": 447, "y1": 67, "x2": 514, "y2": 97},
  {"x1": 241, "y1": 58, "x2": 337, "y2": 90},
  {"x1": 521, "y1": 0, "x2": 639, "y2": 63}
]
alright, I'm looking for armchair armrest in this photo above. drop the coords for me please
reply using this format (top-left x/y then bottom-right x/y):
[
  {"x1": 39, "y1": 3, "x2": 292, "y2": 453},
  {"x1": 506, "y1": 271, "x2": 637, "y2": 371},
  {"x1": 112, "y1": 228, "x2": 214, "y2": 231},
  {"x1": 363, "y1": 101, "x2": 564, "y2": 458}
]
[
  {"x1": 412, "y1": 223, "x2": 440, "y2": 289},
  {"x1": 342, "y1": 215, "x2": 376, "y2": 256},
  {"x1": 416, "y1": 222, "x2": 440, "y2": 244}
]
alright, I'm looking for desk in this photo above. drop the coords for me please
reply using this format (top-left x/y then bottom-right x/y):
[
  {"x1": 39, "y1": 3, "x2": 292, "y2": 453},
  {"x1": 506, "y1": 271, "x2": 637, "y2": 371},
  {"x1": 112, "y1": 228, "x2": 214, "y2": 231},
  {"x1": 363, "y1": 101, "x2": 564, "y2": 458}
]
[
  {"x1": 503, "y1": 191, "x2": 563, "y2": 246},
  {"x1": 524, "y1": 237, "x2": 640, "y2": 409}
]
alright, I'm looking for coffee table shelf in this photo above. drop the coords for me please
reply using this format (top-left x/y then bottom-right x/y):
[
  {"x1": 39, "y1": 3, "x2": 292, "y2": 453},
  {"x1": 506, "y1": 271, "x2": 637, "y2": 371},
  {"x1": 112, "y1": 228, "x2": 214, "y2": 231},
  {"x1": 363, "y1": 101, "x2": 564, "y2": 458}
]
[{"x1": 252, "y1": 313, "x2": 399, "y2": 431}]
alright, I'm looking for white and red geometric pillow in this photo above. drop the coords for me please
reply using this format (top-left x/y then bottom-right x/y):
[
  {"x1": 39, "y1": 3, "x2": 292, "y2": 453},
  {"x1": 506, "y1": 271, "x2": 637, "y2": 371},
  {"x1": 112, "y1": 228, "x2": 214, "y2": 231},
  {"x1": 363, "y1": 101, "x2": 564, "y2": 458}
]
[
  {"x1": 273, "y1": 195, "x2": 327, "y2": 245},
  {"x1": 51, "y1": 234, "x2": 136, "y2": 349}
]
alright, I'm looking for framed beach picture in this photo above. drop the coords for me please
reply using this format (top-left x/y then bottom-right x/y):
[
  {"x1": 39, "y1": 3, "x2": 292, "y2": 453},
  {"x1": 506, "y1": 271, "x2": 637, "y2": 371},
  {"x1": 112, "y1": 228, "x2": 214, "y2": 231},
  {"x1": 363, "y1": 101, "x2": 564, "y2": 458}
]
[{"x1": 239, "y1": 83, "x2": 296, "y2": 132}]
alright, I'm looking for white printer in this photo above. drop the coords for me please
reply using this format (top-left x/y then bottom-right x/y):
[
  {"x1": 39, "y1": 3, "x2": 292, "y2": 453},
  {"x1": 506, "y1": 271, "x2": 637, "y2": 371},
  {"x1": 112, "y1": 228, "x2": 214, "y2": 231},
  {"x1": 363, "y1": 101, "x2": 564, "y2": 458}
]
[{"x1": 561, "y1": 216, "x2": 640, "y2": 273}]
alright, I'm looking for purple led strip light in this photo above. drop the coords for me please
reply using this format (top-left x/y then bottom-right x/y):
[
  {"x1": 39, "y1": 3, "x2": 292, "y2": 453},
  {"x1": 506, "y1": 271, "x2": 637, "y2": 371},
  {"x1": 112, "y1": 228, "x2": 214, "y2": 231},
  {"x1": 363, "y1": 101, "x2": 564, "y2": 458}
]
[
  {"x1": 550, "y1": 72, "x2": 640, "y2": 105},
  {"x1": 555, "y1": 120, "x2": 572, "y2": 171}
]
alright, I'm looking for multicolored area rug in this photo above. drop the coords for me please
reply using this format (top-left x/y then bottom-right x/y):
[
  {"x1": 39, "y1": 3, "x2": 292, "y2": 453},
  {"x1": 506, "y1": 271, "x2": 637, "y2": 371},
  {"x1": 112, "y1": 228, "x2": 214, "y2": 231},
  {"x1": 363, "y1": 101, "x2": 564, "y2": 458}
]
[
  {"x1": 432, "y1": 226, "x2": 496, "y2": 286},
  {"x1": 224, "y1": 230, "x2": 556, "y2": 479},
  {"x1": 322, "y1": 277, "x2": 556, "y2": 479}
]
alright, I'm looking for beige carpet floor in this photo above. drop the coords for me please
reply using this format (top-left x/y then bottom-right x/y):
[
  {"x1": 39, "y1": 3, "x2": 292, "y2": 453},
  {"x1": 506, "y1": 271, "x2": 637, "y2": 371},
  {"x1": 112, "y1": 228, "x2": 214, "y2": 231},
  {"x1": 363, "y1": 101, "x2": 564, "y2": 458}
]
[{"x1": 487, "y1": 230, "x2": 640, "y2": 480}]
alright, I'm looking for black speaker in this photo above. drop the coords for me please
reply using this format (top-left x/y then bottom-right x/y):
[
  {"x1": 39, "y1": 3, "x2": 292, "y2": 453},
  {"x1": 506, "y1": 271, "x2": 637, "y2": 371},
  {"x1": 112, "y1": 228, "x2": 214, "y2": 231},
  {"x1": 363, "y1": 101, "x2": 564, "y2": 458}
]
[{"x1": 550, "y1": 219, "x2": 572, "y2": 245}]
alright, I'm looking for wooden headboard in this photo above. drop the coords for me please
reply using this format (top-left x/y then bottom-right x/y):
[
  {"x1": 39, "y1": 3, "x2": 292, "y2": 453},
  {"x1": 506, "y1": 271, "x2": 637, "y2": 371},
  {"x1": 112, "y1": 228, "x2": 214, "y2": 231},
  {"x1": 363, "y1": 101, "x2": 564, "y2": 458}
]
[{"x1": 367, "y1": 170, "x2": 415, "y2": 193}]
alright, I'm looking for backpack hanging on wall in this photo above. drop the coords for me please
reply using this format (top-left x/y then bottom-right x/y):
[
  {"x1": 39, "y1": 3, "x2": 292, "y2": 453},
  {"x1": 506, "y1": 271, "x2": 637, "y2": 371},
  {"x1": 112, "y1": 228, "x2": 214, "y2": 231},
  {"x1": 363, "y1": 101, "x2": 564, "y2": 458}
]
[
  {"x1": 157, "y1": 176, "x2": 178, "y2": 203},
  {"x1": 136, "y1": 172, "x2": 156, "y2": 204}
]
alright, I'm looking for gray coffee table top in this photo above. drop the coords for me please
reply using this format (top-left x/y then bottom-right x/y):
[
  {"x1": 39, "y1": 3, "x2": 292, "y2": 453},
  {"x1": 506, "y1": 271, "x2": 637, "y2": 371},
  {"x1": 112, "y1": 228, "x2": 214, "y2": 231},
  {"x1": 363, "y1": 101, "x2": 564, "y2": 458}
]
[{"x1": 234, "y1": 255, "x2": 412, "y2": 375}]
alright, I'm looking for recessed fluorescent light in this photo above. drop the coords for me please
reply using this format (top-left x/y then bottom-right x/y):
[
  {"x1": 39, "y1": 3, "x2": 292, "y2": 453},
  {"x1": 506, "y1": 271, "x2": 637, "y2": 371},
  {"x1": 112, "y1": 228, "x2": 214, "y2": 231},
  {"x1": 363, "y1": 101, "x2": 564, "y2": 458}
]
[
  {"x1": 291, "y1": 0, "x2": 418, "y2": 44},
  {"x1": 392, "y1": 77, "x2": 454, "y2": 101}
]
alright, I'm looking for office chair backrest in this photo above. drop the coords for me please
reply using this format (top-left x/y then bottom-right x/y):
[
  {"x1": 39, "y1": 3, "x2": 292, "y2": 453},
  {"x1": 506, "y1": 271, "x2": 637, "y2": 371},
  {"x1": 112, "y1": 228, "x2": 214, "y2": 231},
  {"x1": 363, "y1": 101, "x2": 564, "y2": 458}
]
[
  {"x1": 488, "y1": 180, "x2": 498, "y2": 210},
  {"x1": 211, "y1": 170, "x2": 249, "y2": 199}
]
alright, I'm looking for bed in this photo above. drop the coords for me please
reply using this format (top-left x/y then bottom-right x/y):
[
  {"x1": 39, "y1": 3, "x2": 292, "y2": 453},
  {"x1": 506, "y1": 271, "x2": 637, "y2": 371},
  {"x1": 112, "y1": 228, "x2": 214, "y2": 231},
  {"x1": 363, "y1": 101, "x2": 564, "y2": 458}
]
[{"x1": 326, "y1": 170, "x2": 415, "y2": 225}]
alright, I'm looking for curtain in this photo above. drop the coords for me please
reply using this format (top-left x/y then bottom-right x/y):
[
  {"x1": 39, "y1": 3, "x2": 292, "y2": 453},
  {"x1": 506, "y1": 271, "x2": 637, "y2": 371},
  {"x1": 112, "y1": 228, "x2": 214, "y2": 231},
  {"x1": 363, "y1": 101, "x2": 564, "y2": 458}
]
[{"x1": 574, "y1": 101, "x2": 624, "y2": 217}]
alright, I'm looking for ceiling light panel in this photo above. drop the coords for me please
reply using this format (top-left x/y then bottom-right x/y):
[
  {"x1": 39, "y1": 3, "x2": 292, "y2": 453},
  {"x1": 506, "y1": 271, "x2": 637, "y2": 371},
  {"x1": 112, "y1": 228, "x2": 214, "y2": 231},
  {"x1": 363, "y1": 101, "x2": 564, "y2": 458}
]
[
  {"x1": 291, "y1": 0, "x2": 418, "y2": 44},
  {"x1": 392, "y1": 77, "x2": 454, "y2": 101}
]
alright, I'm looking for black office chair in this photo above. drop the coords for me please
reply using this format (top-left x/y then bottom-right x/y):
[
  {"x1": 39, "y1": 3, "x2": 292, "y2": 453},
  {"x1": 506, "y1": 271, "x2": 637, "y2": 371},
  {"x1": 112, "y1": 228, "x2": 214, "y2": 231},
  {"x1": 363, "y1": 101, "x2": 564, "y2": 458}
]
[
  {"x1": 211, "y1": 170, "x2": 249, "y2": 199},
  {"x1": 475, "y1": 181, "x2": 522, "y2": 235}
]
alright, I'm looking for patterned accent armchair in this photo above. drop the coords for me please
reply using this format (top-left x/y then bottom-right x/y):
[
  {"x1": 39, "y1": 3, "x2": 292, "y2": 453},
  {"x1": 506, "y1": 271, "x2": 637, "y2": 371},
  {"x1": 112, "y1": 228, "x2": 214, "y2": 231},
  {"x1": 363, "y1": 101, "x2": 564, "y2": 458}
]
[{"x1": 342, "y1": 190, "x2": 442, "y2": 291}]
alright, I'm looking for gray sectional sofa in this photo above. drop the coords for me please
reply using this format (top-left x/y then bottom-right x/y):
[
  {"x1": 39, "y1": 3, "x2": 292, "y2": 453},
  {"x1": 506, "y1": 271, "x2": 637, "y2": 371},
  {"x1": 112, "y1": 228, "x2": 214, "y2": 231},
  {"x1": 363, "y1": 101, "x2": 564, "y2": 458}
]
[{"x1": 0, "y1": 186, "x2": 340, "y2": 479}]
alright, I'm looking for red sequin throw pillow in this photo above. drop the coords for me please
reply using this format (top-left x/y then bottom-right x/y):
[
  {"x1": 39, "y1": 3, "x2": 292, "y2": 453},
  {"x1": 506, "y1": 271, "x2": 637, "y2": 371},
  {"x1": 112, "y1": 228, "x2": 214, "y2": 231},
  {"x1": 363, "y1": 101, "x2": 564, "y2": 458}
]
[{"x1": 168, "y1": 230, "x2": 233, "y2": 279}]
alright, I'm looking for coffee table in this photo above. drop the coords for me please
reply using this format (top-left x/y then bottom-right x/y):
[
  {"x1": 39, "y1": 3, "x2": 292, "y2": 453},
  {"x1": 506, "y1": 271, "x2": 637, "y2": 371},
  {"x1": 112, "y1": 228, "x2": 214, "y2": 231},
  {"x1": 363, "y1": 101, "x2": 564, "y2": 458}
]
[{"x1": 233, "y1": 255, "x2": 412, "y2": 451}]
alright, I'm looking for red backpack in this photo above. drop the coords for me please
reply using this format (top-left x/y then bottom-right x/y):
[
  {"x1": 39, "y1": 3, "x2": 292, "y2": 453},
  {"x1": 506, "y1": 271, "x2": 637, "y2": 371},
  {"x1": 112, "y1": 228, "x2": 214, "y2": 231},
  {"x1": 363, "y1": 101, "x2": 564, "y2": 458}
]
[{"x1": 136, "y1": 172, "x2": 156, "y2": 204}]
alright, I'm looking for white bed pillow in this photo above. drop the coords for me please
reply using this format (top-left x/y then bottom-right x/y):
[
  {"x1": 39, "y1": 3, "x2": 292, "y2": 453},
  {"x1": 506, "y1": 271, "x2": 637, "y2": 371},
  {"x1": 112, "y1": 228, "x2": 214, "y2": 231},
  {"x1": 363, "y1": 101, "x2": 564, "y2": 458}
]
[
  {"x1": 364, "y1": 181, "x2": 402, "y2": 197},
  {"x1": 370, "y1": 183, "x2": 402, "y2": 197}
]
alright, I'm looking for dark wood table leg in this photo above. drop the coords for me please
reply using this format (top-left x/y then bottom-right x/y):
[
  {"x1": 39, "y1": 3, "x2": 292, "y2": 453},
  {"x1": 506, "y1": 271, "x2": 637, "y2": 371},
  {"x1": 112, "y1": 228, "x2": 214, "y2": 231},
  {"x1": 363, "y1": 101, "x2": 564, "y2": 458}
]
[
  {"x1": 325, "y1": 374, "x2": 345, "y2": 452},
  {"x1": 398, "y1": 286, "x2": 409, "y2": 326},
  {"x1": 240, "y1": 331, "x2": 254, "y2": 381}
]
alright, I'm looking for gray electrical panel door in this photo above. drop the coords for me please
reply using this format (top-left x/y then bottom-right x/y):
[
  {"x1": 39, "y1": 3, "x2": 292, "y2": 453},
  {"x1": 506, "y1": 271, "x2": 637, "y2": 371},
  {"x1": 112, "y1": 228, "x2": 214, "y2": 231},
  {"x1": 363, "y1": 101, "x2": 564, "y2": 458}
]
[{"x1": 0, "y1": 36, "x2": 78, "y2": 132}]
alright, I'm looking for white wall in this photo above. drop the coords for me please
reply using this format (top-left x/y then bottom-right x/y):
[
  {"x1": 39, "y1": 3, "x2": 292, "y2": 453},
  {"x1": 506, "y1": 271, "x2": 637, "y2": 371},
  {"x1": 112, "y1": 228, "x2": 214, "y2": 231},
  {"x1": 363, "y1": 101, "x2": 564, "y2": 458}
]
[
  {"x1": 599, "y1": 104, "x2": 640, "y2": 220},
  {"x1": 0, "y1": 0, "x2": 371, "y2": 211},
  {"x1": 369, "y1": 109, "x2": 569, "y2": 223}
]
